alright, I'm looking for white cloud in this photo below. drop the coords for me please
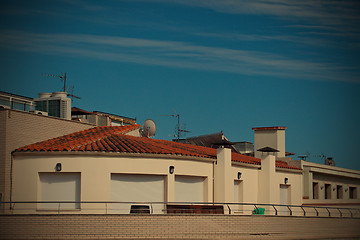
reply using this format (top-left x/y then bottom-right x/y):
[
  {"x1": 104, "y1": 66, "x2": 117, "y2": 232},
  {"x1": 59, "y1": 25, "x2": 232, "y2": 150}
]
[
  {"x1": 0, "y1": 30, "x2": 358, "y2": 83},
  {"x1": 141, "y1": 0, "x2": 360, "y2": 32}
]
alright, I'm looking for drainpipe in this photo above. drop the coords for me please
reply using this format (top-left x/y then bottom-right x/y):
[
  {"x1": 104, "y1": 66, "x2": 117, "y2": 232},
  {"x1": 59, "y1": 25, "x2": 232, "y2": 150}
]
[
  {"x1": 9, "y1": 151, "x2": 13, "y2": 209},
  {"x1": 212, "y1": 160, "x2": 215, "y2": 203}
]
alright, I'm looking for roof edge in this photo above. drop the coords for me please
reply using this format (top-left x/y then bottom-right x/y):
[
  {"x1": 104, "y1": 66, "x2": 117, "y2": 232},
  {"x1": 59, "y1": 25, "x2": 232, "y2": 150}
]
[
  {"x1": 12, "y1": 151, "x2": 216, "y2": 163},
  {"x1": 252, "y1": 126, "x2": 287, "y2": 131}
]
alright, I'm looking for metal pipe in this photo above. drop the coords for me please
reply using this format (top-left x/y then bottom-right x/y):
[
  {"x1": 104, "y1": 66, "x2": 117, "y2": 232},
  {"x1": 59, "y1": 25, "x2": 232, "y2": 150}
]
[
  {"x1": 272, "y1": 205, "x2": 278, "y2": 215},
  {"x1": 287, "y1": 205, "x2": 292, "y2": 216},
  {"x1": 326, "y1": 207, "x2": 331, "y2": 217},
  {"x1": 300, "y1": 206, "x2": 306, "y2": 216},
  {"x1": 338, "y1": 208, "x2": 342, "y2": 217},
  {"x1": 0, "y1": 201, "x2": 357, "y2": 218}
]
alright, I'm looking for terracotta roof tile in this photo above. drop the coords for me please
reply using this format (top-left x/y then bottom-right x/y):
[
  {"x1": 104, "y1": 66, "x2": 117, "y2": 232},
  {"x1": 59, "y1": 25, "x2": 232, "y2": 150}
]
[
  {"x1": 15, "y1": 125, "x2": 301, "y2": 170},
  {"x1": 16, "y1": 124, "x2": 141, "y2": 152},
  {"x1": 275, "y1": 160, "x2": 301, "y2": 170}
]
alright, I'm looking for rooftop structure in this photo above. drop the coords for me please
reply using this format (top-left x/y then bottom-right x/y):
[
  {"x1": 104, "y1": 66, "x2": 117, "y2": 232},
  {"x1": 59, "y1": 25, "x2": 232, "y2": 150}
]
[
  {"x1": 0, "y1": 91, "x2": 35, "y2": 112},
  {"x1": 71, "y1": 107, "x2": 136, "y2": 126},
  {"x1": 34, "y1": 92, "x2": 71, "y2": 120}
]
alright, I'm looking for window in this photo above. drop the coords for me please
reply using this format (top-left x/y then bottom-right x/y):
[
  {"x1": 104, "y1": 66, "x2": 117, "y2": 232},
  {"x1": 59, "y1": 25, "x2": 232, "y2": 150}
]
[
  {"x1": 35, "y1": 100, "x2": 48, "y2": 112},
  {"x1": 313, "y1": 182, "x2": 319, "y2": 199},
  {"x1": 349, "y1": 187, "x2": 357, "y2": 199},
  {"x1": 12, "y1": 101, "x2": 25, "y2": 111},
  {"x1": 325, "y1": 184, "x2": 331, "y2": 199},
  {"x1": 337, "y1": 185, "x2": 343, "y2": 199},
  {"x1": 0, "y1": 96, "x2": 10, "y2": 107},
  {"x1": 48, "y1": 100, "x2": 61, "y2": 117}
]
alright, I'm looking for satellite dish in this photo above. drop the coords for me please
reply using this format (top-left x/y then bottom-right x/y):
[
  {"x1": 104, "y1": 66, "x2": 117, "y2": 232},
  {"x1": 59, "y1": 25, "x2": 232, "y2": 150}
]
[{"x1": 142, "y1": 119, "x2": 156, "y2": 137}]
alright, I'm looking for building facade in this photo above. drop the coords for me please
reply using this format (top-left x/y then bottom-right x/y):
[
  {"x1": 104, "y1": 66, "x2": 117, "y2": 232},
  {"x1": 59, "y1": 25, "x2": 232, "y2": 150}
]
[
  {"x1": 0, "y1": 108, "x2": 95, "y2": 211},
  {"x1": 302, "y1": 161, "x2": 360, "y2": 208},
  {"x1": 11, "y1": 125, "x2": 303, "y2": 215},
  {"x1": 2, "y1": 120, "x2": 359, "y2": 215}
]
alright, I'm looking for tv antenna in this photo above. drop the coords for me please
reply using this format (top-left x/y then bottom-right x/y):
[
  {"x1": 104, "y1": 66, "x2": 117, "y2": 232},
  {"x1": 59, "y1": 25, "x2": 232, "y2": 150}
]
[
  {"x1": 298, "y1": 152, "x2": 327, "y2": 162},
  {"x1": 162, "y1": 110, "x2": 190, "y2": 140},
  {"x1": 43, "y1": 72, "x2": 81, "y2": 100}
]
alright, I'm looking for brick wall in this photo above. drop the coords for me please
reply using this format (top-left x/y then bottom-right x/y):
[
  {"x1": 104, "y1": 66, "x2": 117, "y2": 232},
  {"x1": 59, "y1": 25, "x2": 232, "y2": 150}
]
[
  {"x1": 0, "y1": 214, "x2": 359, "y2": 239},
  {"x1": 0, "y1": 109, "x2": 94, "y2": 206},
  {"x1": 0, "y1": 111, "x2": 7, "y2": 204}
]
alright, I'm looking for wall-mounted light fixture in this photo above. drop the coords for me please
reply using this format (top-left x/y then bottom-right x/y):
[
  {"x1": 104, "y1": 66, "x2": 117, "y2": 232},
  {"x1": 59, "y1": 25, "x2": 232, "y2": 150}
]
[
  {"x1": 237, "y1": 172, "x2": 242, "y2": 179},
  {"x1": 333, "y1": 187, "x2": 336, "y2": 191},
  {"x1": 345, "y1": 188, "x2": 348, "y2": 192},
  {"x1": 169, "y1": 166, "x2": 174, "y2": 174},
  {"x1": 320, "y1": 186, "x2": 324, "y2": 190},
  {"x1": 284, "y1": 178, "x2": 288, "y2": 184},
  {"x1": 55, "y1": 163, "x2": 62, "y2": 172}
]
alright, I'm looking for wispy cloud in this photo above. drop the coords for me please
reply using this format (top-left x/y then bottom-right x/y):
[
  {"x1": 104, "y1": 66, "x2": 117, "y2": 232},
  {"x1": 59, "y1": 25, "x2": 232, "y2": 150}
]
[
  {"x1": 151, "y1": 0, "x2": 360, "y2": 22},
  {"x1": 0, "y1": 30, "x2": 358, "y2": 83},
  {"x1": 142, "y1": 0, "x2": 360, "y2": 33},
  {"x1": 195, "y1": 32, "x2": 337, "y2": 48}
]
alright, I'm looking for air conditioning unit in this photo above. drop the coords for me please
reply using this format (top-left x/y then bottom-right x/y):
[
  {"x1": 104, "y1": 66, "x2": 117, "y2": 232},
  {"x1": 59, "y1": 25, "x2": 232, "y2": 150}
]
[{"x1": 30, "y1": 110, "x2": 48, "y2": 116}]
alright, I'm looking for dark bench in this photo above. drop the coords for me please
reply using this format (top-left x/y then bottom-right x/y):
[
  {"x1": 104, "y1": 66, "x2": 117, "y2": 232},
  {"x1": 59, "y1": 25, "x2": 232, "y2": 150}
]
[{"x1": 167, "y1": 204, "x2": 224, "y2": 214}]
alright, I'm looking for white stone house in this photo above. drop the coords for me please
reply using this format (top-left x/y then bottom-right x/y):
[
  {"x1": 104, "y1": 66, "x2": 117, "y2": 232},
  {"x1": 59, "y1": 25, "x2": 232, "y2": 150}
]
[{"x1": 11, "y1": 124, "x2": 303, "y2": 214}]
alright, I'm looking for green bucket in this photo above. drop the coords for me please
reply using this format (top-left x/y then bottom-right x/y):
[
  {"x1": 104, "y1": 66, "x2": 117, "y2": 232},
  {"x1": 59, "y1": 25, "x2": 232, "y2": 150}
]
[{"x1": 252, "y1": 207, "x2": 265, "y2": 215}]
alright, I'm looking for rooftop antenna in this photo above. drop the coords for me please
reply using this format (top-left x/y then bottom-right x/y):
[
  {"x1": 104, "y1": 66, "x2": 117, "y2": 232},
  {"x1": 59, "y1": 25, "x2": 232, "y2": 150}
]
[
  {"x1": 43, "y1": 72, "x2": 81, "y2": 100},
  {"x1": 162, "y1": 110, "x2": 190, "y2": 140}
]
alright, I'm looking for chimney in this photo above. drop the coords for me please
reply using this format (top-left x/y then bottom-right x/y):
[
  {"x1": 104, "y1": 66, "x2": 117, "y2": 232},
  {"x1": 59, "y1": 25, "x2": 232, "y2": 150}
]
[
  {"x1": 252, "y1": 126, "x2": 287, "y2": 158},
  {"x1": 214, "y1": 147, "x2": 233, "y2": 203}
]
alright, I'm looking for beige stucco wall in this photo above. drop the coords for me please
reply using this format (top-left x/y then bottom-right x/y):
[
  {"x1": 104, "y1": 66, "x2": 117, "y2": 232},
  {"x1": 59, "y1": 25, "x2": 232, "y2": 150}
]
[
  {"x1": 231, "y1": 164, "x2": 259, "y2": 204},
  {"x1": 12, "y1": 147, "x2": 305, "y2": 215},
  {"x1": 12, "y1": 153, "x2": 214, "y2": 213},
  {"x1": 258, "y1": 155, "x2": 302, "y2": 206},
  {"x1": 0, "y1": 109, "x2": 94, "y2": 210}
]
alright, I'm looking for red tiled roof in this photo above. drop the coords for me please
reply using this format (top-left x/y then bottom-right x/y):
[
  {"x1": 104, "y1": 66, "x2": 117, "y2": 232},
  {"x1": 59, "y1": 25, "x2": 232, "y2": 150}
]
[
  {"x1": 275, "y1": 160, "x2": 301, "y2": 170},
  {"x1": 15, "y1": 125, "x2": 300, "y2": 170},
  {"x1": 16, "y1": 124, "x2": 142, "y2": 152},
  {"x1": 252, "y1": 126, "x2": 287, "y2": 131}
]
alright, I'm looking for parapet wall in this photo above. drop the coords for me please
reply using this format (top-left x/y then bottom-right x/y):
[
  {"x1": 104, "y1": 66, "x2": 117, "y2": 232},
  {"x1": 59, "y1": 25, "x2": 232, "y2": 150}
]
[{"x1": 0, "y1": 214, "x2": 359, "y2": 239}]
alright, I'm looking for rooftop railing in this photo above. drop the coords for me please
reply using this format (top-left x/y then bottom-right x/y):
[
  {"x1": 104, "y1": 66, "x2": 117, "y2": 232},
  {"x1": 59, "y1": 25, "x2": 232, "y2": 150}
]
[{"x1": 1, "y1": 201, "x2": 359, "y2": 218}]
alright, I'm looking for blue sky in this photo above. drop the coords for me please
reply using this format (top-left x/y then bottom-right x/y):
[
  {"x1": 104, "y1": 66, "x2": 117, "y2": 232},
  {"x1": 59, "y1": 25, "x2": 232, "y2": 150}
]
[{"x1": 1, "y1": 0, "x2": 360, "y2": 170}]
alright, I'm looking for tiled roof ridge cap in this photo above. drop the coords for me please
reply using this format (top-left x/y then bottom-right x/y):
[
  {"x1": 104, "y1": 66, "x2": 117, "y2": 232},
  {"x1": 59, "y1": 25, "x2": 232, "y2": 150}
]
[{"x1": 69, "y1": 124, "x2": 141, "y2": 151}]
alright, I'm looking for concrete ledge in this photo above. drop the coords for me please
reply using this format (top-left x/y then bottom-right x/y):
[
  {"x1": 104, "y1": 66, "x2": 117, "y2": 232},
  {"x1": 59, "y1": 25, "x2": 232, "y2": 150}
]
[{"x1": 1, "y1": 214, "x2": 360, "y2": 239}]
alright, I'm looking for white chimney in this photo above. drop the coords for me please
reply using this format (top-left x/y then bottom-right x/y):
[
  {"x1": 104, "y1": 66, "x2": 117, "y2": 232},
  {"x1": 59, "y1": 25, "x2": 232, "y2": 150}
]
[
  {"x1": 252, "y1": 126, "x2": 286, "y2": 158},
  {"x1": 214, "y1": 147, "x2": 233, "y2": 203}
]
